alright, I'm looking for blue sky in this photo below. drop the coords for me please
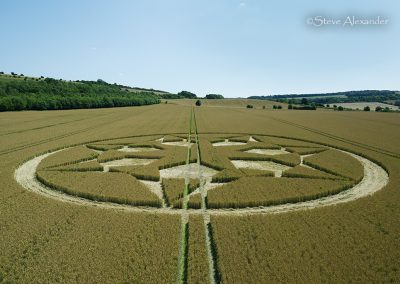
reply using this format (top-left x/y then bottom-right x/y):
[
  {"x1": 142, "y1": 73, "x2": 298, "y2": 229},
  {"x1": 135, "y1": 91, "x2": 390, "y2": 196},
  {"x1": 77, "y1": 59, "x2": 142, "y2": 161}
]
[{"x1": 1, "y1": 0, "x2": 399, "y2": 98}]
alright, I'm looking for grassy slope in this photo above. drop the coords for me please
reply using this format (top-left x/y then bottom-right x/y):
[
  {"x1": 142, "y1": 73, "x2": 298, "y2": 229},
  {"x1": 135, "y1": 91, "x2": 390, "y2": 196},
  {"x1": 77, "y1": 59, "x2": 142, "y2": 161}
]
[
  {"x1": 0, "y1": 74, "x2": 161, "y2": 111},
  {"x1": 1, "y1": 73, "x2": 169, "y2": 95}
]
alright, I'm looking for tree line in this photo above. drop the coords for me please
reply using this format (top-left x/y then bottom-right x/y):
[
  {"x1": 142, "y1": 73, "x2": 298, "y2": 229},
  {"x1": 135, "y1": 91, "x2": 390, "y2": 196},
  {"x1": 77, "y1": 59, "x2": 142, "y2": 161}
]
[
  {"x1": 249, "y1": 90, "x2": 400, "y2": 105},
  {"x1": 0, "y1": 75, "x2": 160, "y2": 111},
  {"x1": 163, "y1": 91, "x2": 225, "y2": 100}
]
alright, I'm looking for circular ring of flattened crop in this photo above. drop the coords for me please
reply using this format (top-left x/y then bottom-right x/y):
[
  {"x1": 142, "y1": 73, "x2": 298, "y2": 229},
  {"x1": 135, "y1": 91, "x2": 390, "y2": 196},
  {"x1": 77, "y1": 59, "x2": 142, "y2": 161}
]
[{"x1": 14, "y1": 134, "x2": 389, "y2": 215}]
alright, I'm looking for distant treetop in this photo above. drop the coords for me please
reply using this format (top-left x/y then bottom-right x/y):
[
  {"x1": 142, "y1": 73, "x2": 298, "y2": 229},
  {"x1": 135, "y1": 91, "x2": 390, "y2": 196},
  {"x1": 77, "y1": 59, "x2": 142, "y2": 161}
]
[
  {"x1": 205, "y1": 94, "x2": 224, "y2": 99},
  {"x1": 177, "y1": 91, "x2": 197, "y2": 99}
]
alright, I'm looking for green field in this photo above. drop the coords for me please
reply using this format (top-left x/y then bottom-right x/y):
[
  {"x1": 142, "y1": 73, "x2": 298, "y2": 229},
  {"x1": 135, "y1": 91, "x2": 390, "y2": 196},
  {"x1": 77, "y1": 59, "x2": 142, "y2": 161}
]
[{"x1": 1, "y1": 101, "x2": 399, "y2": 283}]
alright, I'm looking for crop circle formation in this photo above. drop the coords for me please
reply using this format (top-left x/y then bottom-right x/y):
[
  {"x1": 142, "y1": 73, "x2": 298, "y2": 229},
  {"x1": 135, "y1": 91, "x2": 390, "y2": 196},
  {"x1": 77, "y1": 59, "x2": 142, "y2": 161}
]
[{"x1": 15, "y1": 134, "x2": 389, "y2": 215}]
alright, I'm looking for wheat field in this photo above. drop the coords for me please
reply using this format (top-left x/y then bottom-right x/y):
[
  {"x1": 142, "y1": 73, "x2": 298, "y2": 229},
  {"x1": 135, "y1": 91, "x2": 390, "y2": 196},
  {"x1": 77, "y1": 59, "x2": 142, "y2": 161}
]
[{"x1": 0, "y1": 102, "x2": 399, "y2": 283}]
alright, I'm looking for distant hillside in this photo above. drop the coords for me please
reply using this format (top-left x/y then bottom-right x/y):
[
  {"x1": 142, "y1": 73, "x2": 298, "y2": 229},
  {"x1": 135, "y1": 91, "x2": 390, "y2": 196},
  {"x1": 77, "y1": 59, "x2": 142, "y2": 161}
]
[
  {"x1": 121, "y1": 85, "x2": 170, "y2": 95},
  {"x1": 0, "y1": 73, "x2": 161, "y2": 111},
  {"x1": 249, "y1": 90, "x2": 400, "y2": 106}
]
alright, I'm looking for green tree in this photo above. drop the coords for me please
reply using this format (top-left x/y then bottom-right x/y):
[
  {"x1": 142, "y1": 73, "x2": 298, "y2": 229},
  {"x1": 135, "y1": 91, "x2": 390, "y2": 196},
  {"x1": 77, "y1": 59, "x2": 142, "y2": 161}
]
[
  {"x1": 301, "y1": 98, "x2": 309, "y2": 105},
  {"x1": 205, "y1": 94, "x2": 224, "y2": 99},
  {"x1": 0, "y1": 75, "x2": 160, "y2": 111},
  {"x1": 195, "y1": 100, "x2": 202, "y2": 106},
  {"x1": 178, "y1": 91, "x2": 197, "y2": 99}
]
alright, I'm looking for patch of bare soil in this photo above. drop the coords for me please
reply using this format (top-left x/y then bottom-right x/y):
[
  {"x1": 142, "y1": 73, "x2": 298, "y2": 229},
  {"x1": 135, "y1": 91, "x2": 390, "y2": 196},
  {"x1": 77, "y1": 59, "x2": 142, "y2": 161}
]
[
  {"x1": 117, "y1": 146, "x2": 160, "y2": 153},
  {"x1": 162, "y1": 139, "x2": 193, "y2": 147},
  {"x1": 160, "y1": 163, "x2": 218, "y2": 180},
  {"x1": 248, "y1": 136, "x2": 258, "y2": 142},
  {"x1": 213, "y1": 139, "x2": 246, "y2": 147},
  {"x1": 231, "y1": 160, "x2": 291, "y2": 177},
  {"x1": 100, "y1": 158, "x2": 156, "y2": 172},
  {"x1": 188, "y1": 181, "x2": 226, "y2": 197},
  {"x1": 245, "y1": 148, "x2": 289, "y2": 155}
]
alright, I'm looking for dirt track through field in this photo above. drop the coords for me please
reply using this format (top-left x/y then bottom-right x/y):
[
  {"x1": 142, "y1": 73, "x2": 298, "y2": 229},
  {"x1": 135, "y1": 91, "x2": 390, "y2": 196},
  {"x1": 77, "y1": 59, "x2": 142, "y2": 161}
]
[
  {"x1": 177, "y1": 108, "x2": 193, "y2": 284},
  {"x1": 193, "y1": 109, "x2": 218, "y2": 284}
]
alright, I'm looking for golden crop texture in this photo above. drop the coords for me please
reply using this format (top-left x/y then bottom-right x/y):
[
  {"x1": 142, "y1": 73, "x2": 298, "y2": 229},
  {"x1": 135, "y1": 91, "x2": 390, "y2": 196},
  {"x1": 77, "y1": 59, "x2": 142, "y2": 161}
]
[
  {"x1": 37, "y1": 171, "x2": 162, "y2": 207},
  {"x1": 207, "y1": 177, "x2": 353, "y2": 208},
  {"x1": 1, "y1": 102, "x2": 399, "y2": 282}
]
